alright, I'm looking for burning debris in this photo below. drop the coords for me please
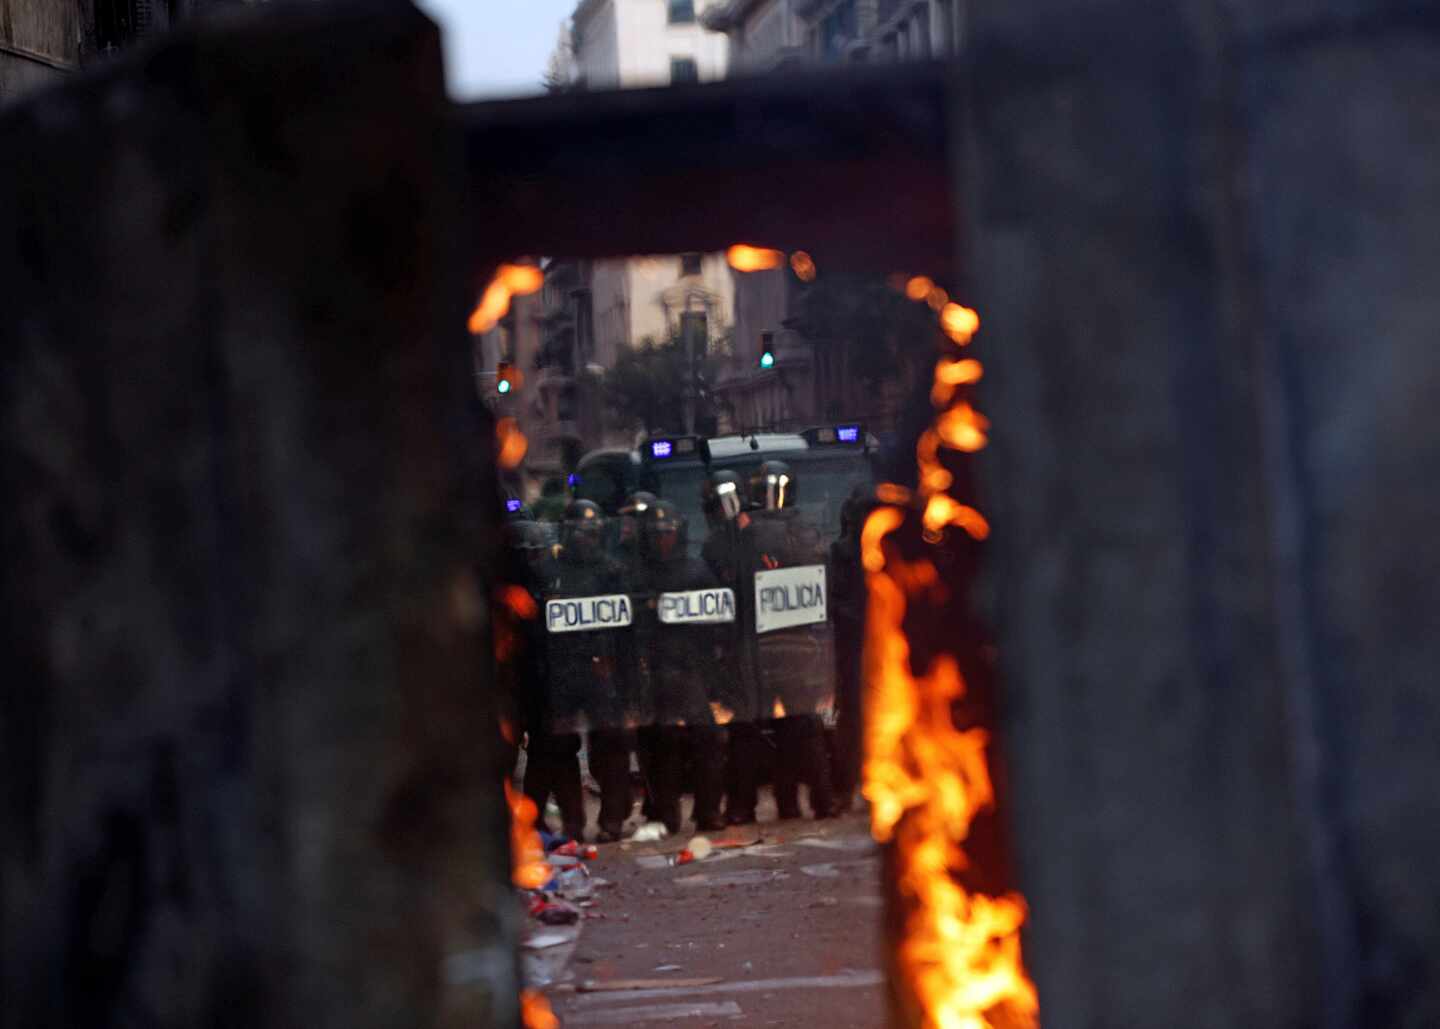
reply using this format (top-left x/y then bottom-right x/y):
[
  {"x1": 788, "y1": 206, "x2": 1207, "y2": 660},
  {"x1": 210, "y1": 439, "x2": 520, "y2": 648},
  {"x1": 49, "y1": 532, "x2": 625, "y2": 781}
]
[{"x1": 861, "y1": 294, "x2": 1039, "y2": 1028}]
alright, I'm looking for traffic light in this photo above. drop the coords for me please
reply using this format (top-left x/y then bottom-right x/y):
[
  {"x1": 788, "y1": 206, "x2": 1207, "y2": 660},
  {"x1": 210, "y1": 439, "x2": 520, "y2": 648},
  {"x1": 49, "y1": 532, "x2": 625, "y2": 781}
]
[
  {"x1": 758, "y1": 332, "x2": 776, "y2": 370},
  {"x1": 496, "y1": 361, "x2": 515, "y2": 395}
]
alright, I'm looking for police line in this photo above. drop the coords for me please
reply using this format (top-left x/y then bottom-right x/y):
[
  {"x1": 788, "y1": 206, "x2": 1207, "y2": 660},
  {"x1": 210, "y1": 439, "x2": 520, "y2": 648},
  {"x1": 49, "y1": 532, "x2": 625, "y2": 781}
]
[{"x1": 544, "y1": 565, "x2": 827, "y2": 635}]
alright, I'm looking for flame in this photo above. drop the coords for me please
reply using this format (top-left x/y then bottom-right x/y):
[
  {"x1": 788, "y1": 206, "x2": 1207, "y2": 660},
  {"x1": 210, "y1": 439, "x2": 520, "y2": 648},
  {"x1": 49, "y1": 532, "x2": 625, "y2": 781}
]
[
  {"x1": 927, "y1": 286, "x2": 951, "y2": 312},
  {"x1": 496, "y1": 417, "x2": 528, "y2": 469},
  {"x1": 505, "y1": 780, "x2": 551, "y2": 890},
  {"x1": 936, "y1": 403, "x2": 990, "y2": 454},
  {"x1": 498, "y1": 262, "x2": 544, "y2": 297},
  {"x1": 727, "y1": 244, "x2": 785, "y2": 272},
  {"x1": 500, "y1": 583, "x2": 538, "y2": 620},
  {"x1": 710, "y1": 701, "x2": 736, "y2": 726},
  {"x1": 931, "y1": 358, "x2": 985, "y2": 407},
  {"x1": 875, "y1": 482, "x2": 914, "y2": 507},
  {"x1": 499, "y1": 716, "x2": 518, "y2": 746},
  {"x1": 790, "y1": 250, "x2": 817, "y2": 282},
  {"x1": 469, "y1": 262, "x2": 545, "y2": 335},
  {"x1": 521, "y1": 989, "x2": 559, "y2": 1029},
  {"x1": 861, "y1": 300, "x2": 1038, "y2": 1028},
  {"x1": 940, "y1": 304, "x2": 980, "y2": 345},
  {"x1": 905, "y1": 275, "x2": 935, "y2": 302},
  {"x1": 772, "y1": 698, "x2": 787, "y2": 718}
]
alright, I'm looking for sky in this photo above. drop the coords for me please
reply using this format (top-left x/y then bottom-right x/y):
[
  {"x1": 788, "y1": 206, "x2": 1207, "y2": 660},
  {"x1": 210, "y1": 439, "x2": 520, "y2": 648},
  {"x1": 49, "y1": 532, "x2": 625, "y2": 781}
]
[{"x1": 415, "y1": 0, "x2": 577, "y2": 101}]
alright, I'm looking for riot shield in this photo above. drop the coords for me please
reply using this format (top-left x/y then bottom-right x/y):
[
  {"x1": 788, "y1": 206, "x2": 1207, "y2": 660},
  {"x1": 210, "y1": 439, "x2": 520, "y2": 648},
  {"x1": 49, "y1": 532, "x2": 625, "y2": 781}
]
[
  {"x1": 743, "y1": 509, "x2": 836, "y2": 720},
  {"x1": 635, "y1": 553, "x2": 736, "y2": 726},
  {"x1": 535, "y1": 555, "x2": 651, "y2": 733},
  {"x1": 701, "y1": 518, "x2": 763, "y2": 725}
]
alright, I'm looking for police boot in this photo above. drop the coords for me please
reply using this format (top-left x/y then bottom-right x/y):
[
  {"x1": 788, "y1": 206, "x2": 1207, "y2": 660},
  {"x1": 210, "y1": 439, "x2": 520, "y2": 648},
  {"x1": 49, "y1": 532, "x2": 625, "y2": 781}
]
[
  {"x1": 692, "y1": 726, "x2": 727, "y2": 831},
  {"x1": 725, "y1": 722, "x2": 760, "y2": 825},
  {"x1": 773, "y1": 718, "x2": 804, "y2": 820}
]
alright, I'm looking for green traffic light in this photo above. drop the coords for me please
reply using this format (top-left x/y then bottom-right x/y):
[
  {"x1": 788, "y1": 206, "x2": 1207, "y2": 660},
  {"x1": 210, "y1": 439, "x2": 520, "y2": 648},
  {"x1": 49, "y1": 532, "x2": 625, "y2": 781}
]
[
  {"x1": 497, "y1": 378, "x2": 512, "y2": 394},
  {"x1": 759, "y1": 352, "x2": 775, "y2": 369}
]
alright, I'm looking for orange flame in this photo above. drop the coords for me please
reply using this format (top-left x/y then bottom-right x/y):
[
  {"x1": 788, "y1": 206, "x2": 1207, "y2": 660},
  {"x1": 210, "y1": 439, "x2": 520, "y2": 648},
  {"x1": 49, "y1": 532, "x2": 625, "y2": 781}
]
[
  {"x1": 922, "y1": 494, "x2": 991, "y2": 542},
  {"x1": 874, "y1": 482, "x2": 914, "y2": 507},
  {"x1": 496, "y1": 417, "x2": 528, "y2": 469},
  {"x1": 727, "y1": 244, "x2": 785, "y2": 272},
  {"x1": 505, "y1": 780, "x2": 550, "y2": 890},
  {"x1": 772, "y1": 698, "x2": 787, "y2": 719},
  {"x1": 940, "y1": 303, "x2": 980, "y2": 345},
  {"x1": 469, "y1": 262, "x2": 545, "y2": 335},
  {"x1": 498, "y1": 262, "x2": 544, "y2": 297},
  {"x1": 927, "y1": 286, "x2": 951, "y2": 312},
  {"x1": 790, "y1": 250, "x2": 817, "y2": 282},
  {"x1": 710, "y1": 701, "x2": 736, "y2": 726},
  {"x1": 905, "y1": 275, "x2": 935, "y2": 302},
  {"x1": 861, "y1": 300, "x2": 1037, "y2": 1028},
  {"x1": 521, "y1": 988, "x2": 559, "y2": 1029},
  {"x1": 500, "y1": 583, "x2": 538, "y2": 620},
  {"x1": 936, "y1": 403, "x2": 990, "y2": 454}
]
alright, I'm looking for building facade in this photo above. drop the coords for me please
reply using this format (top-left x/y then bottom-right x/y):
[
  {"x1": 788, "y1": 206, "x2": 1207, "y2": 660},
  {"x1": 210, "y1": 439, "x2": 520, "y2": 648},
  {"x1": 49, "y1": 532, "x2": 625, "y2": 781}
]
[
  {"x1": 701, "y1": 0, "x2": 960, "y2": 434},
  {"x1": 2, "y1": 0, "x2": 243, "y2": 107}
]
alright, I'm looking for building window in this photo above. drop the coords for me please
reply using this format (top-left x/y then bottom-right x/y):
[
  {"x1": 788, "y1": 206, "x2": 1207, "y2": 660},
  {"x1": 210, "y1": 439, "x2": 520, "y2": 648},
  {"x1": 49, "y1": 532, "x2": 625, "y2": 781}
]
[
  {"x1": 670, "y1": 57, "x2": 699, "y2": 84},
  {"x1": 679, "y1": 253, "x2": 703, "y2": 277},
  {"x1": 668, "y1": 0, "x2": 696, "y2": 24},
  {"x1": 95, "y1": 0, "x2": 139, "y2": 52},
  {"x1": 679, "y1": 311, "x2": 708, "y2": 352}
]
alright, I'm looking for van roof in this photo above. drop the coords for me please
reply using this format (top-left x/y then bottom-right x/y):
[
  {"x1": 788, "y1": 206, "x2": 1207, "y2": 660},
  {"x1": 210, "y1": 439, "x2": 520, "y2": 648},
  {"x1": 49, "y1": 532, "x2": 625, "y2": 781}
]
[{"x1": 704, "y1": 433, "x2": 810, "y2": 461}]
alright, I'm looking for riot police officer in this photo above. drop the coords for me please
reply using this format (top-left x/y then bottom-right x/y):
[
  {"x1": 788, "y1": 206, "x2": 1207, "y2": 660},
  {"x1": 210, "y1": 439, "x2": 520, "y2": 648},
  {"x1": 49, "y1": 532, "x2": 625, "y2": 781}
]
[
  {"x1": 828, "y1": 486, "x2": 872, "y2": 811},
  {"x1": 509, "y1": 511, "x2": 586, "y2": 841},
  {"x1": 702, "y1": 469, "x2": 764, "y2": 825},
  {"x1": 538, "y1": 500, "x2": 639, "y2": 842},
  {"x1": 635, "y1": 500, "x2": 729, "y2": 832},
  {"x1": 744, "y1": 461, "x2": 836, "y2": 820}
]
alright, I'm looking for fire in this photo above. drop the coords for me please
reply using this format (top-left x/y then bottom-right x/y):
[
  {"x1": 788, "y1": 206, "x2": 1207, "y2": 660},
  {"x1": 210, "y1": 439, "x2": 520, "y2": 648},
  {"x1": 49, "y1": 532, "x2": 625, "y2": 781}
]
[
  {"x1": 727, "y1": 244, "x2": 785, "y2": 272},
  {"x1": 710, "y1": 701, "x2": 736, "y2": 725},
  {"x1": 520, "y1": 989, "x2": 559, "y2": 1029},
  {"x1": 861, "y1": 298, "x2": 1038, "y2": 1028},
  {"x1": 505, "y1": 780, "x2": 550, "y2": 890},
  {"x1": 469, "y1": 261, "x2": 545, "y2": 335},
  {"x1": 905, "y1": 275, "x2": 935, "y2": 301},
  {"x1": 496, "y1": 417, "x2": 528, "y2": 469},
  {"x1": 500, "y1": 583, "x2": 538, "y2": 620},
  {"x1": 772, "y1": 698, "x2": 787, "y2": 718},
  {"x1": 790, "y1": 250, "x2": 817, "y2": 282},
  {"x1": 935, "y1": 403, "x2": 990, "y2": 453},
  {"x1": 940, "y1": 303, "x2": 980, "y2": 344}
]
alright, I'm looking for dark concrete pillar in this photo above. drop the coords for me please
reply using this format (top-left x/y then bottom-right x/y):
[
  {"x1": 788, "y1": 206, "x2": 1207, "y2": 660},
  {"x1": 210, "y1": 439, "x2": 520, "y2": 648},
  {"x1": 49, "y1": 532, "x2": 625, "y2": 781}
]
[
  {"x1": 964, "y1": 4, "x2": 1440, "y2": 1027},
  {"x1": 0, "y1": 3, "x2": 517, "y2": 1028}
]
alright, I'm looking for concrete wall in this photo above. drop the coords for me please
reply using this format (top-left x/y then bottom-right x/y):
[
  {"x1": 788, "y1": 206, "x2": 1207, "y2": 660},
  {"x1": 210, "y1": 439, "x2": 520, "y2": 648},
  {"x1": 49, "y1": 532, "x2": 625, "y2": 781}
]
[
  {"x1": 0, "y1": 4, "x2": 519, "y2": 1028},
  {"x1": 966, "y1": 3, "x2": 1440, "y2": 1027},
  {"x1": 0, "y1": 0, "x2": 82, "y2": 105}
]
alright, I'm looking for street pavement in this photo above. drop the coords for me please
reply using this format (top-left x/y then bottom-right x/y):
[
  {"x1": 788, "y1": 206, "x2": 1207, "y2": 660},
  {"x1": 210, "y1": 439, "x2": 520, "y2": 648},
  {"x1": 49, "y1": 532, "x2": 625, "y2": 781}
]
[{"x1": 537, "y1": 805, "x2": 886, "y2": 1027}]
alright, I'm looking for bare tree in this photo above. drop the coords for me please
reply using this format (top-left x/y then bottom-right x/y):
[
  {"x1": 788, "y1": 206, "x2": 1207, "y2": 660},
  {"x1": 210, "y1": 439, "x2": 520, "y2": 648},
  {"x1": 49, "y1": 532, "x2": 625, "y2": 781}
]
[{"x1": 542, "y1": 19, "x2": 576, "y2": 93}]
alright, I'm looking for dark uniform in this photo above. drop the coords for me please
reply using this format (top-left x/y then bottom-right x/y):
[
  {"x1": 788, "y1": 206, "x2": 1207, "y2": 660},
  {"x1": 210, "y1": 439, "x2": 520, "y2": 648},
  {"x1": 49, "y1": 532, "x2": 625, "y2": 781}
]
[
  {"x1": 508, "y1": 513, "x2": 586, "y2": 842},
  {"x1": 744, "y1": 461, "x2": 835, "y2": 820},
  {"x1": 701, "y1": 470, "x2": 765, "y2": 825},
  {"x1": 635, "y1": 500, "x2": 728, "y2": 832},
  {"x1": 615, "y1": 492, "x2": 663, "y2": 825},
  {"x1": 536, "y1": 500, "x2": 639, "y2": 842},
  {"x1": 827, "y1": 487, "x2": 872, "y2": 810}
]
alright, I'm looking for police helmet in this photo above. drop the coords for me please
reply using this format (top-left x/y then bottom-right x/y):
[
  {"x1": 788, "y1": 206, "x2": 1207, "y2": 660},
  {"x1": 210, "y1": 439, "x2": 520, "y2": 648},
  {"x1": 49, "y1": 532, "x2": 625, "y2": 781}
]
[
  {"x1": 748, "y1": 460, "x2": 795, "y2": 511},
  {"x1": 560, "y1": 499, "x2": 605, "y2": 558},
  {"x1": 641, "y1": 499, "x2": 688, "y2": 560},
  {"x1": 703, "y1": 469, "x2": 745, "y2": 523},
  {"x1": 619, "y1": 491, "x2": 658, "y2": 517}
]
